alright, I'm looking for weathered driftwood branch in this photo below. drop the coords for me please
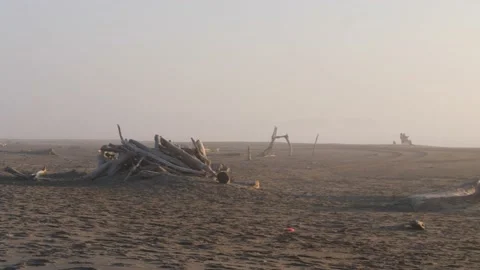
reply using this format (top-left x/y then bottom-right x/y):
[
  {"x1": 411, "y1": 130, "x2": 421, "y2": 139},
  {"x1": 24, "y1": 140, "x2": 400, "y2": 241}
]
[
  {"x1": 195, "y1": 139, "x2": 207, "y2": 157},
  {"x1": 124, "y1": 157, "x2": 145, "y2": 182},
  {"x1": 117, "y1": 124, "x2": 126, "y2": 143},
  {"x1": 312, "y1": 134, "x2": 319, "y2": 156},
  {"x1": 4, "y1": 166, "x2": 47, "y2": 180},
  {"x1": 283, "y1": 134, "x2": 293, "y2": 156},
  {"x1": 260, "y1": 126, "x2": 293, "y2": 157},
  {"x1": 4, "y1": 166, "x2": 31, "y2": 180},
  {"x1": 191, "y1": 138, "x2": 210, "y2": 166},
  {"x1": 142, "y1": 163, "x2": 169, "y2": 173},
  {"x1": 260, "y1": 126, "x2": 278, "y2": 157},
  {"x1": 82, "y1": 161, "x2": 112, "y2": 181},
  {"x1": 154, "y1": 134, "x2": 160, "y2": 149}
]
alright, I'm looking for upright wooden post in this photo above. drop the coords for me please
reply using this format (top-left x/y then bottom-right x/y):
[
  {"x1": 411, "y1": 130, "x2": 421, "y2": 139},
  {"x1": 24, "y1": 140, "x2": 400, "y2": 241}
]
[{"x1": 312, "y1": 134, "x2": 319, "y2": 156}]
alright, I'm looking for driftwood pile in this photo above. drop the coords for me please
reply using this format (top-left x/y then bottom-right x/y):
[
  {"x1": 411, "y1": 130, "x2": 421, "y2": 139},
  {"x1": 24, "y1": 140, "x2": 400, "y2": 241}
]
[{"x1": 82, "y1": 125, "x2": 230, "y2": 183}]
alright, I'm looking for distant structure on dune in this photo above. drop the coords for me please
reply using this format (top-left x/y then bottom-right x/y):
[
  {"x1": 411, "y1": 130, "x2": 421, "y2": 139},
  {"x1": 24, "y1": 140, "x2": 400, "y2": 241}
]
[{"x1": 400, "y1": 133, "x2": 413, "y2": 145}]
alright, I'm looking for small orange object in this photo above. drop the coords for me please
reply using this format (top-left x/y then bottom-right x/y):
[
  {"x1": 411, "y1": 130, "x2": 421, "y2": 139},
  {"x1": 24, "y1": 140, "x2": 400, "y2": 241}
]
[{"x1": 285, "y1": 227, "x2": 295, "y2": 232}]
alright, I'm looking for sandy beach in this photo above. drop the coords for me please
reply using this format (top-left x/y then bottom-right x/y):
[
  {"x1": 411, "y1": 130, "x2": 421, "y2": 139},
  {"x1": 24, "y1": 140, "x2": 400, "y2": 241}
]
[{"x1": 1, "y1": 141, "x2": 480, "y2": 269}]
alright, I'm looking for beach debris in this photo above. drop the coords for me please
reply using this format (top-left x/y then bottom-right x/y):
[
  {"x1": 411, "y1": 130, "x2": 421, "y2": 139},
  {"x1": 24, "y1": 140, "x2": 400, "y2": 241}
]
[
  {"x1": 32, "y1": 166, "x2": 47, "y2": 180},
  {"x1": 2, "y1": 125, "x2": 232, "y2": 184},
  {"x1": 78, "y1": 124, "x2": 228, "y2": 182},
  {"x1": 407, "y1": 220, "x2": 426, "y2": 230},
  {"x1": 285, "y1": 227, "x2": 295, "y2": 233},
  {"x1": 247, "y1": 145, "x2": 252, "y2": 161},
  {"x1": 4, "y1": 166, "x2": 47, "y2": 181},
  {"x1": 4, "y1": 166, "x2": 31, "y2": 180},
  {"x1": 216, "y1": 171, "x2": 230, "y2": 184},
  {"x1": 21, "y1": 148, "x2": 57, "y2": 155},
  {"x1": 312, "y1": 133, "x2": 319, "y2": 156},
  {"x1": 251, "y1": 180, "x2": 260, "y2": 189},
  {"x1": 259, "y1": 126, "x2": 293, "y2": 157},
  {"x1": 400, "y1": 133, "x2": 413, "y2": 145}
]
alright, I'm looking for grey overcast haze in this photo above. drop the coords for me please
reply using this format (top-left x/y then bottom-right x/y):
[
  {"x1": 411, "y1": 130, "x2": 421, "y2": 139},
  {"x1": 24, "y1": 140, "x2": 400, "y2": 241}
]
[{"x1": 0, "y1": 1, "x2": 479, "y2": 146}]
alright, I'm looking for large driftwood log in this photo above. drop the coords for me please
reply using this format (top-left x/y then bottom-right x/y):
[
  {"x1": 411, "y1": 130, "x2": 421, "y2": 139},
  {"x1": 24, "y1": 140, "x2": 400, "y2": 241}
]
[
  {"x1": 191, "y1": 138, "x2": 211, "y2": 166},
  {"x1": 160, "y1": 137, "x2": 215, "y2": 175},
  {"x1": 154, "y1": 134, "x2": 160, "y2": 149},
  {"x1": 195, "y1": 139, "x2": 207, "y2": 157},
  {"x1": 97, "y1": 151, "x2": 108, "y2": 167},
  {"x1": 82, "y1": 161, "x2": 112, "y2": 181},
  {"x1": 107, "y1": 152, "x2": 135, "y2": 177},
  {"x1": 4, "y1": 166, "x2": 31, "y2": 180},
  {"x1": 129, "y1": 139, "x2": 189, "y2": 168},
  {"x1": 312, "y1": 134, "x2": 319, "y2": 156},
  {"x1": 4, "y1": 166, "x2": 47, "y2": 180},
  {"x1": 142, "y1": 163, "x2": 169, "y2": 173}
]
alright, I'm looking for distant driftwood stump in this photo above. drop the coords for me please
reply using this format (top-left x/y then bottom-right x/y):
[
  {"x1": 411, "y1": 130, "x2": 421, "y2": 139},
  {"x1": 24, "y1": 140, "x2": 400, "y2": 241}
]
[
  {"x1": 259, "y1": 126, "x2": 293, "y2": 157},
  {"x1": 400, "y1": 133, "x2": 413, "y2": 145}
]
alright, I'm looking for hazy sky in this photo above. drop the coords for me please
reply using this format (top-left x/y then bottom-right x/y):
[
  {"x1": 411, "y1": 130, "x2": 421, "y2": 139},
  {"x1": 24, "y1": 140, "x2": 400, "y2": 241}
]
[{"x1": 1, "y1": 1, "x2": 479, "y2": 146}]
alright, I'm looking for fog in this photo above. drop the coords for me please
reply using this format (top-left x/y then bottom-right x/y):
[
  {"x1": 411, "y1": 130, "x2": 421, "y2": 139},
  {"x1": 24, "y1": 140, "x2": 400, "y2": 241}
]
[{"x1": 1, "y1": 1, "x2": 479, "y2": 146}]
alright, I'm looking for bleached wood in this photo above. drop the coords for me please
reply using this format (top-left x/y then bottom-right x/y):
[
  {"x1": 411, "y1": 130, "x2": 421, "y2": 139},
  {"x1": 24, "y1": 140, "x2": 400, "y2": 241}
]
[
  {"x1": 260, "y1": 126, "x2": 293, "y2": 157},
  {"x1": 129, "y1": 139, "x2": 189, "y2": 168},
  {"x1": 160, "y1": 137, "x2": 215, "y2": 175},
  {"x1": 107, "y1": 152, "x2": 135, "y2": 177},
  {"x1": 4, "y1": 166, "x2": 31, "y2": 180},
  {"x1": 125, "y1": 141, "x2": 206, "y2": 176},
  {"x1": 154, "y1": 134, "x2": 160, "y2": 149},
  {"x1": 82, "y1": 161, "x2": 112, "y2": 181},
  {"x1": 312, "y1": 134, "x2": 319, "y2": 156},
  {"x1": 124, "y1": 157, "x2": 145, "y2": 181}
]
